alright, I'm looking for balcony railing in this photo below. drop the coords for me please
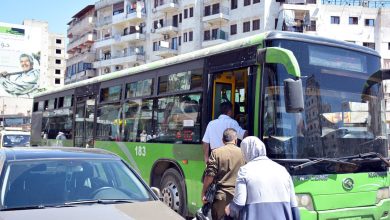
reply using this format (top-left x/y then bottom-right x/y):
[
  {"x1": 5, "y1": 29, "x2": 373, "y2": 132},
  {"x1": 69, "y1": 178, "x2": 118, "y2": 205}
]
[
  {"x1": 112, "y1": 51, "x2": 145, "y2": 59},
  {"x1": 279, "y1": 0, "x2": 317, "y2": 4},
  {"x1": 68, "y1": 32, "x2": 95, "y2": 49},
  {"x1": 67, "y1": 16, "x2": 95, "y2": 33},
  {"x1": 94, "y1": 51, "x2": 144, "y2": 68},
  {"x1": 203, "y1": 30, "x2": 228, "y2": 41},
  {"x1": 96, "y1": 16, "x2": 112, "y2": 27},
  {"x1": 204, "y1": 5, "x2": 229, "y2": 17},
  {"x1": 321, "y1": 0, "x2": 390, "y2": 7},
  {"x1": 95, "y1": 0, "x2": 122, "y2": 10},
  {"x1": 154, "y1": 0, "x2": 179, "y2": 7},
  {"x1": 202, "y1": 6, "x2": 230, "y2": 24},
  {"x1": 127, "y1": 7, "x2": 146, "y2": 15},
  {"x1": 157, "y1": 19, "x2": 179, "y2": 28},
  {"x1": 113, "y1": 7, "x2": 146, "y2": 24},
  {"x1": 153, "y1": 45, "x2": 178, "y2": 57},
  {"x1": 153, "y1": 19, "x2": 179, "y2": 34},
  {"x1": 97, "y1": 51, "x2": 144, "y2": 61},
  {"x1": 154, "y1": 0, "x2": 179, "y2": 13}
]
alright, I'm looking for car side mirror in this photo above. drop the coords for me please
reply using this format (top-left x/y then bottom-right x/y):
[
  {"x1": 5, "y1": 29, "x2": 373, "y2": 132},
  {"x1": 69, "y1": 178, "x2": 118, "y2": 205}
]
[{"x1": 151, "y1": 187, "x2": 162, "y2": 199}]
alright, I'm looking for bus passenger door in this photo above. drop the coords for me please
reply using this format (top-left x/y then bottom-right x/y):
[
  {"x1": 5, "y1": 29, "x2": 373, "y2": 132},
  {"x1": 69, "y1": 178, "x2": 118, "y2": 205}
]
[
  {"x1": 213, "y1": 73, "x2": 235, "y2": 119},
  {"x1": 212, "y1": 69, "x2": 248, "y2": 130},
  {"x1": 74, "y1": 97, "x2": 96, "y2": 147}
]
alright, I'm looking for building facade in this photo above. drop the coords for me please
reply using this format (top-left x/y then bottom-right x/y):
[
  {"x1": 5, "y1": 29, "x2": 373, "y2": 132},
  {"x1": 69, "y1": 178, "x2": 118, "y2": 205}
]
[
  {"x1": 48, "y1": 33, "x2": 67, "y2": 87},
  {"x1": 66, "y1": 5, "x2": 96, "y2": 84},
  {"x1": 65, "y1": 0, "x2": 390, "y2": 82},
  {"x1": 0, "y1": 20, "x2": 66, "y2": 126}
]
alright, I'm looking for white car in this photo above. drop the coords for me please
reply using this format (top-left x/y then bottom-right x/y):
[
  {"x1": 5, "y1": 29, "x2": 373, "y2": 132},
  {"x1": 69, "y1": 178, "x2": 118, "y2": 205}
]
[{"x1": 0, "y1": 130, "x2": 30, "y2": 148}]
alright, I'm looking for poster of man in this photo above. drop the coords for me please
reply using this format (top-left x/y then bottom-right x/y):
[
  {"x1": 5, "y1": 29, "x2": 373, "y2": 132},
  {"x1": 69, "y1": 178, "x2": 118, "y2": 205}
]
[{"x1": 0, "y1": 53, "x2": 40, "y2": 97}]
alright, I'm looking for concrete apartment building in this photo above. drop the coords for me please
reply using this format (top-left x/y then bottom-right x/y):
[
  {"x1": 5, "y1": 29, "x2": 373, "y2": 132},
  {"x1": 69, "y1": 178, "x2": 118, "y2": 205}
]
[
  {"x1": 66, "y1": 5, "x2": 96, "y2": 84},
  {"x1": 0, "y1": 20, "x2": 66, "y2": 126},
  {"x1": 64, "y1": 0, "x2": 390, "y2": 84},
  {"x1": 48, "y1": 33, "x2": 67, "y2": 86}
]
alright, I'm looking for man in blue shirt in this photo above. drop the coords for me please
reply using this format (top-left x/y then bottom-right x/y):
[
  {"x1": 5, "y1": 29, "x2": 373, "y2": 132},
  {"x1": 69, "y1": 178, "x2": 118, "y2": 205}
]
[{"x1": 202, "y1": 101, "x2": 247, "y2": 162}]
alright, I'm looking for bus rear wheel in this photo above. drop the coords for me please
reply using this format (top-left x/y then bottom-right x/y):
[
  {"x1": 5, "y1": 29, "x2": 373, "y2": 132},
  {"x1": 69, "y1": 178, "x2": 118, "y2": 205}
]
[{"x1": 160, "y1": 168, "x2": 186, "y2": 216}]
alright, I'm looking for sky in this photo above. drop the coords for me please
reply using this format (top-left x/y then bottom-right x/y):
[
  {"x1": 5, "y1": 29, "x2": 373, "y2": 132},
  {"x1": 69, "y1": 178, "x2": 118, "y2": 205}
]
[{"x1": 0, "y1": 0, "x2": 96, "y2": 35}]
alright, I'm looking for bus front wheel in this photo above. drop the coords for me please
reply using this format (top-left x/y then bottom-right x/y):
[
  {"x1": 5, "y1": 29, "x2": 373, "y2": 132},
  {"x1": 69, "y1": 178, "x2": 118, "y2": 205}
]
[{"x1": 160, "y1": 168, "x2": 186, "y2": 216}]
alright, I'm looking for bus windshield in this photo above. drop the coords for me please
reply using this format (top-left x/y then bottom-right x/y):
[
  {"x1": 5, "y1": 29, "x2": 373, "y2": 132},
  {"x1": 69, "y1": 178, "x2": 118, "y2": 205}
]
[{"x1": 263, "y1": 40, "x2": 387, "y2": 161}]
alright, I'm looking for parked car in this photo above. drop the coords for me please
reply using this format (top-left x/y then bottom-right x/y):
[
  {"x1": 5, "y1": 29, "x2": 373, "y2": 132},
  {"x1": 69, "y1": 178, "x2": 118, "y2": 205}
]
[
  {"x1": 0, "y1": 129, "x2": 30, "y2": 148},
  {"x1": 0, "y1": 147, "x2": 183, "y2": 220}
]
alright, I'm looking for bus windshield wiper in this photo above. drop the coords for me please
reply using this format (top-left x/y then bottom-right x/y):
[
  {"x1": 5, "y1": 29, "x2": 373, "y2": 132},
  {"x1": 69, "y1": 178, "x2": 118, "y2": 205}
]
[
  {"x1": 290, "y1": 158, "x2": 358, "y2": 171},
  {"x1": 338, "y1": 152, "x2": 390, "y2": 167},
  {"x1": 65, "y1": 199, "x2": 135, "y2": 205}
]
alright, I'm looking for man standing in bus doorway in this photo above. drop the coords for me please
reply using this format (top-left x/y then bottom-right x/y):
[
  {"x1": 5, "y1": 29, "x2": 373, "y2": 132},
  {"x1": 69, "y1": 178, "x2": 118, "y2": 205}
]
[
  {"x1": 202, "y1": 101, "x2": 247, "y2": 163},
  {"x1": 201, "y1": 128, "x2": 245, "y2": 220}
]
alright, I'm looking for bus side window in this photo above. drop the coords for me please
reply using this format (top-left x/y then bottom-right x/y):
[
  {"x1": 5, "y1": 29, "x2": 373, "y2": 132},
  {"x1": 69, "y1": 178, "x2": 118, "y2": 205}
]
[{"x1": 154, "y1": 94, "x2": 202, "y2": 144}]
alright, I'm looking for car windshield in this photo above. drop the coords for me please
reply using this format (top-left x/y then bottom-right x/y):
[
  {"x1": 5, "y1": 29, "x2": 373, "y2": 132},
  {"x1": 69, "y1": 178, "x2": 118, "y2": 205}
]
[
  {"x1": 262, "y1": 40, "x2": 387, "y2": 164},
  {"x1": 2, "y1": 135, "x2": 30, "y2": 147},
  {"x1": 1, "y1": 159, "x2": 154, "y2": 210}
]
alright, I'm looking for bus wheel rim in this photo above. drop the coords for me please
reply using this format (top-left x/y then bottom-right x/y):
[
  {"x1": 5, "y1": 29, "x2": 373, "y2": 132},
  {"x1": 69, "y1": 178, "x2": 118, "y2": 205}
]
[{"x1": 161, "y1": 181, "x2": 180, "y2": 212}]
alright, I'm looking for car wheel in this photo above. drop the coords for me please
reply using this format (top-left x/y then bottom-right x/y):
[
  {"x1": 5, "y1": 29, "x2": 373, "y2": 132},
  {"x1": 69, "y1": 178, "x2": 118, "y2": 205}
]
[{"x1": 160, "y1": 168, "x2": 186, "y2": 216}]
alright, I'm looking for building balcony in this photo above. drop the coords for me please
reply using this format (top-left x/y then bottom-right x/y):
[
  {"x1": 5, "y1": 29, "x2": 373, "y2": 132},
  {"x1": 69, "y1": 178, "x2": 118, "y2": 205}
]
[
  {"x1": 284, "y1": 0, "x2": 317, "y2": 4},
  {"x1": 93, "y1": 52, "x2": 145, "y2": 68},
  {"x1": 67, "y1": 52, "x2": 96, "y2": 66},
  {"x1": 202, "y1": 30, "x2": 228, "y2": 48},
  {"x1": 202, "y1": 6, "x2": 230, "y2": 25},
  {"x1": 153, "y1": 0, "x2": 179, "y2": 13},
  {"x1": 153, "y1": 20, "x2": 179, "y2": 35},
  {"x1": 153, "y1": 46, "x2": 178, "y2": 58},
  {"x1": 96, "y1": 16, "x2": 112, "y2": 28},
  {"x1": 112, "y1": 9, "x2": 146, "y2": 25},
  {"x1": 321, "y1": 0, "x2": 389, "y2": 7},
  {"x1": 276, "y1": 8, "x2": 316, "y2": 33},
  {"x1": 67, "y1": 16, "x2": 95, "y2": 37},
  {"x1": 95, "y1": 0, "x2": 122, "y2": 10},
  {"x1": 120, "y1": 32, "x2": 145, "y2": 43},
  {"x1": 181, "y1": 0, "x2": 194, "y2": 6},
  {"x1": 67, "y1": 33, "x2": 95, "y2": 53},
  {"x1": 94, "y1": 36, "x2": 115, "y2": 48},
  {"x1": 65, "y1": 69, "x2": 96, "y2": 84}
]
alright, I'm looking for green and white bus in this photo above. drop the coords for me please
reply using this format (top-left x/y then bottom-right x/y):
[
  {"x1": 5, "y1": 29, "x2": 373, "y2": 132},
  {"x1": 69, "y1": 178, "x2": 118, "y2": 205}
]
[{"x1": 31, "y1": 31, "x2": 390, "y2": 219}]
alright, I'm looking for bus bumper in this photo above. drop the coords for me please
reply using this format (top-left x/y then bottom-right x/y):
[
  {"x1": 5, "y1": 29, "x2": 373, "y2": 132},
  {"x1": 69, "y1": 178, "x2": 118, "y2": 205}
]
[{"x1": 300, "y1": 198, "x2": 390, "y2": 220}]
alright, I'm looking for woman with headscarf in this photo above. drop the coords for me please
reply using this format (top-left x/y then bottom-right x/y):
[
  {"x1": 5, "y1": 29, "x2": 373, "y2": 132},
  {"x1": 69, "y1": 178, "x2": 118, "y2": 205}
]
[{"x1": 225, "y1": 136, "x2": 300, "y2": 220}]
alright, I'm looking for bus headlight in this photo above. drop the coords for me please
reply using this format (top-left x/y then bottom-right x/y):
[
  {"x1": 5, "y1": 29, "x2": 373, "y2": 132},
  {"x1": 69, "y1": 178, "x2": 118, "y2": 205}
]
[
  {"x1": 376, "y1": 188, "x2": 390, "y2": 203},
  {"x1": 295, "y1": 194, "x2": 314, "y2": 211}
]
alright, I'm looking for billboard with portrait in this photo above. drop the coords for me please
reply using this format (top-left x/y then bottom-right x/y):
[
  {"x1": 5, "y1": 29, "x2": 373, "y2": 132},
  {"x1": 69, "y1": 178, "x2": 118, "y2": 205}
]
[{"x1": 0, "y1": 23, "x2": 42, "y2": 97}]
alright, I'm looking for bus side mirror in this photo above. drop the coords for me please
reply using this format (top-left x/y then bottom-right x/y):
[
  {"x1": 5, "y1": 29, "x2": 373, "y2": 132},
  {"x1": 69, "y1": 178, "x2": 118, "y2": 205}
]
[
  {"x1": 284, "y1": 78, "x2": 304, "y2": 113},
  {"x1": 257, "y1": 47, "x2": 304, "y2": 112},
  {"x1": 257, "y1": 47, "x2": 301, "y2": 78}
]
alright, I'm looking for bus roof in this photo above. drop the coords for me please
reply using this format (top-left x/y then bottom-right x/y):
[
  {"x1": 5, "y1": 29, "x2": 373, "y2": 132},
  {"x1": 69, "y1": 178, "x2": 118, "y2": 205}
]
[{"x1": 34, "y1": 31, "x2": 380, "y2": 98}]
